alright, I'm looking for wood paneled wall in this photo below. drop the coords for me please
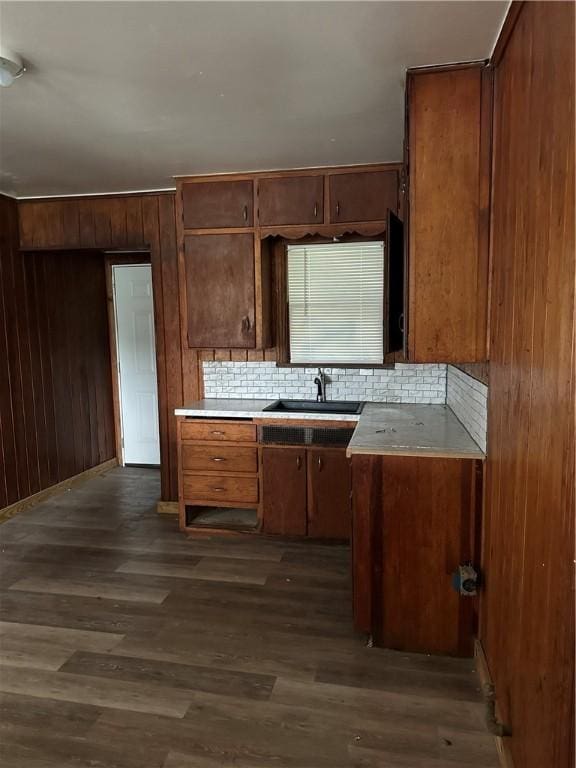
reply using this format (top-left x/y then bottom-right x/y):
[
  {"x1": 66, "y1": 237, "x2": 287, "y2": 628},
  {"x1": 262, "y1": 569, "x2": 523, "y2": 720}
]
[
  {"x1": 0, "y1": 194, "x2": 115, "y2": 508},
  {"x1": 481, "y1": 3, "x2": 575, "y2": 767},
  {"x1": 18, "y1": 194, "x2": 184, "y2": 502}
]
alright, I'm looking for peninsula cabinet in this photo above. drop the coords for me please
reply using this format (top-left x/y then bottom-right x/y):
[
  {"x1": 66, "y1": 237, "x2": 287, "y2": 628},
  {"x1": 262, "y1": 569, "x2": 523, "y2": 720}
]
[
  {"x1": 406, "y1": 64, "x2": 491, "y2": 363},
  {"x1": 351, "y1": 454, "x2": 482, "y2": 656}
]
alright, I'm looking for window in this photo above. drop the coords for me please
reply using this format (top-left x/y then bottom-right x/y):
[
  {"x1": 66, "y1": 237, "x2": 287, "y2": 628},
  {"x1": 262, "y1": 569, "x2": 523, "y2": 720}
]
[{"x1": 287, "y1": 241, "x2": 384, "y2": 364}]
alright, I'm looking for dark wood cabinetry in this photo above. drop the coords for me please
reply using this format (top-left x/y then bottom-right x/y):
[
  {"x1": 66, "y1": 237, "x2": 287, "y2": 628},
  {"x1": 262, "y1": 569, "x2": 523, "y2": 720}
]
[
  {"x1": 406, "y1": 64, "x2": 491, "y2": 362},
  {"x1": 183, "y1": 233, "x2": 256, "y2": 348},
  {"x1": 261, "y1": 447, "x2": 307, "y2": 536},
  {"x1": 261, "y1": 444, "x2": 351, "y2": 539},
  {"x1": 351, "y1": 454, "x2": 481, "y2": 656},
  {"x1": 307, "y1": 449, "x2": 351, "y2": 539},
  {"x1": 258, "y1": 175, "x2": 324, "y2": 226},
  {"x1": 182, "y1": 179, "x2": 254, "y2": 229},
  {"x1": 329, "y1": 170, "x2": 398, "y2": 223}
]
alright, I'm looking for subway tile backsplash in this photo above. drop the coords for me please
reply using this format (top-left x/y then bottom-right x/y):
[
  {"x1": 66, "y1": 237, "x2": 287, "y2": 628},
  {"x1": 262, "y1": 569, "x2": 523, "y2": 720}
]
[
  {"x1": 446, "y1": 365, "x2": 488, "y2": 453},
  {"x1": 203, "y1": 361, "x2": 447, "y2": 404}
]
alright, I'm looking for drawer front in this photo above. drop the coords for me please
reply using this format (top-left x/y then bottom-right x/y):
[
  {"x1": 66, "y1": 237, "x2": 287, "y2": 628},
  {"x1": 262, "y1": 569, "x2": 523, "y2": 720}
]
[
  {"x1": 180, "y1": 421, "x2": 256, "y2": 443},
  {"x1": 181, "y1": 445, "x2": 258, "y2": 473},
  {"x1": 183, "y1": 474, "x2": 259, "y2": 504}
]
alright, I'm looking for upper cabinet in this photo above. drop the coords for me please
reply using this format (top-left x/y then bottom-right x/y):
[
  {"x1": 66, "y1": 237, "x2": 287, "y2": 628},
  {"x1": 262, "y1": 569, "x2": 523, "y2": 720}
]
[
  {"x1": 406, "y1": 65, "x2": 491, "y2": 363},
  {"x1": 183, "y1": 234, "x2": 256, "y2": 348},
  {"x1": 181, "y1": 179, "x2": 254, "y2": 229},
  {"x1": 329, "y1": 170, "x2": 398, "y2": 223},
  {"x1": 258, "y1": 175, "x2": 324, "y2": 226}
]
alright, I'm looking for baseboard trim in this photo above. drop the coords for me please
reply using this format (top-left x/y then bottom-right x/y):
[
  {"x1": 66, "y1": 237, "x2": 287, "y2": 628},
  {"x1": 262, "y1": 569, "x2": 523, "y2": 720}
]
[
  {"x1": 474, "y1": 639, "x2": 515, "y2": 768},
  {"x1": 157, "y1": 500, "x2": 178, "y2": 515},
  {"x1": 0, "y1": 458, "x2": 118, "y2": 524}
]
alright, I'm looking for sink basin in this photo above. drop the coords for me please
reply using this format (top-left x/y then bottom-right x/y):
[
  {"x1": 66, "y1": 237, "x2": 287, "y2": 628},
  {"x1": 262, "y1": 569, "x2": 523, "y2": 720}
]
[{"x1": 263, "y1": 399, "x2": 364, "y2": 415}]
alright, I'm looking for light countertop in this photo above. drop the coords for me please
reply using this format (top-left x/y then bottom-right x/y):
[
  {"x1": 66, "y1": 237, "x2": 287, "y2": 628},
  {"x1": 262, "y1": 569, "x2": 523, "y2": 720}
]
[
  {"x1": 175, "y1": 399, "x2": 360, "y2": 422},
  {"x1": 345, "y1": 403, "x2": 484, "y2": 459},
  {"x1": 175, "y1": 400, "x2": 484, "y2": 460}
]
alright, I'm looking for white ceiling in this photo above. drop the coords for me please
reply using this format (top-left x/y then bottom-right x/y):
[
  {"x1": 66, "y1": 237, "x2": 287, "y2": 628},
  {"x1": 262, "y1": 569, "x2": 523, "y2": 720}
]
[{"x1": 0, "y1": 1, "x2": 508, "y2": 198}]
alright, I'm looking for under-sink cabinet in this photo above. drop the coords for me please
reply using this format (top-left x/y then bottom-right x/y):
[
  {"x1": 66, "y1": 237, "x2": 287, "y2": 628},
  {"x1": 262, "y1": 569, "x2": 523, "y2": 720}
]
[{"x1": 261, "y1": 446, "x2": 351, "y2": 540}]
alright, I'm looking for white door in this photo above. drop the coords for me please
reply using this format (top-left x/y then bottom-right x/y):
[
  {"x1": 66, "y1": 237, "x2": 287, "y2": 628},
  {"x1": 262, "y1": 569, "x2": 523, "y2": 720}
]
[{"x1": 113, "y1": 265, "x2": 160, "y2": 465}]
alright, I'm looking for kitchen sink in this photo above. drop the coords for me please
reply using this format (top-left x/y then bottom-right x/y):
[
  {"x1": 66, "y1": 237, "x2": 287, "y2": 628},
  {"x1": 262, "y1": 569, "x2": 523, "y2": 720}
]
[{"x1": 263, "y1": 399, "x2": 364, "y2": 415}]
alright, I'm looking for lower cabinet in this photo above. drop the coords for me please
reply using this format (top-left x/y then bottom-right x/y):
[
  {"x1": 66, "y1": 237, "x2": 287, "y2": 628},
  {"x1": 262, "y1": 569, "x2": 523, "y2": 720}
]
[
  {"x1": 261, "y1": 447, "x2": 307, "y2": 536},
  {"x1": 261, "y1": 446, "x2": 351, "y2": 540},
  {"x1": 351, "y1": 454, "x2": 482, "y2": 656},
  {"x1": 307, "y1": 449, "x2": 351, "y2": 539}
]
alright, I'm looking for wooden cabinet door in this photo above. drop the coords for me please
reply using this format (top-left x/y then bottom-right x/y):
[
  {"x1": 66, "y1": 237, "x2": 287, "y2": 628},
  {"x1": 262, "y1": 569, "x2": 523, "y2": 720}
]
[
  {"x1": 407, "y1": 66, "x2": 490, "y2": 362},
  {"x1": 182, "y1": 180, "x2": 254, "y2": 229},
  {"x1": 329, "y1": 170, "x2": 398, "y2": 223},
  {"x1": 261, "y1": 447, "x2": 307, "y2": 535},
  {"x1": 184, "y1": 234, "x2": 255, "y2": 348},
  {"x1": 258, "y1": 176, "x2": 324, "y2": 226},
  {"x1": 377, "y1": 456, "x2": 478, "y2": 656},
  {"x1": 307, "y1": 448, "x2": 351, "y2": 540}
]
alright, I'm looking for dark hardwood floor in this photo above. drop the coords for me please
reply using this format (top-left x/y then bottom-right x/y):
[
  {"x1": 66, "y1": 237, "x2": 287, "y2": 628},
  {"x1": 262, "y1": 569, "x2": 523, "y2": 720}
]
[{"x1": 0, "y1": 467, "x2": 498, "y2": 767}]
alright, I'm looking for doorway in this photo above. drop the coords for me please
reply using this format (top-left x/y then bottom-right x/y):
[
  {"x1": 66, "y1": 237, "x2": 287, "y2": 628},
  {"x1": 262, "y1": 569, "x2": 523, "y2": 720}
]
[{"x1": 112, "y1": 263, "x2": 160, "y2": 465}]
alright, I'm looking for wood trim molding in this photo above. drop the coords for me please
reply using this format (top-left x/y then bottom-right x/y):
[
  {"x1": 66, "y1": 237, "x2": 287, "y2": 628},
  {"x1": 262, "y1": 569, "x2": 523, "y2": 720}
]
[
  {"x1": 156, "y1": 500, "x2": 178, "y2": 515},
  {"x1": 474, "y1": 640, "x2": 515, "y2": 768},
  {"x1": 176, "y1": 163, "x2": 403, "y2": 185},
  {"x1": 0, "y1": 458, "x2": 118, "y2": 524},
  {"x1": 490, "y1": 2, "x2": 526, "y2": 66}
]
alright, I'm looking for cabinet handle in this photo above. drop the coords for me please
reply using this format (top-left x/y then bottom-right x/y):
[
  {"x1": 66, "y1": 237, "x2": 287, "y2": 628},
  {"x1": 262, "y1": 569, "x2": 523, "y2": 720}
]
[
  {"x1": 296, "y1": 455, "x2": 301, "y2": 469},
  {"x1": 211, "y1": 430, "x2": 225, "y2": 436},
  {"x1": 313, "y1": 202, "x2": 318, "y2": 218},
  {"x1": 242, "y1": 316, "x2": 251, "y2": 333},
  {"x1": 318, "y1": 456, "x2": 323, "y2": 471},
  {"x1": 211, "y1": 487, "x2": 225, "y2": 492},
  {"x1": 243, "y1": 205, "x2": 248, "y2": 222},
  {"x1": 399, "y1": 313, "x2": 404, "y2": 333},
  {"x1": 335, "y1": 201, "x2": 340, "y2": 218},
  {"x1": 212, "y1": 457, "x2": 225, "y2": 462}
]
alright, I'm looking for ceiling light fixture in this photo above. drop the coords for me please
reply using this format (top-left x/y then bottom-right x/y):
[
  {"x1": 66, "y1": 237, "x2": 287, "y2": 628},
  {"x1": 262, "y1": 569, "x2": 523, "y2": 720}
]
[{"x1": 0, "y1": 47, "x2": 26, "y2": 87}]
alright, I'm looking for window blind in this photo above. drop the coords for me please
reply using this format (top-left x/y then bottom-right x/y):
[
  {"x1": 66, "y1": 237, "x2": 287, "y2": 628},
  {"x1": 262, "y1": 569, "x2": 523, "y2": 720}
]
[{"x1": 287, "y1": 241, "x2": 384, "y2": 364}]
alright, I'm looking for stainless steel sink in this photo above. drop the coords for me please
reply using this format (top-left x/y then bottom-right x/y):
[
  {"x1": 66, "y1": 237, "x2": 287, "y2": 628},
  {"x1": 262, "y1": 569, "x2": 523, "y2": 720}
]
[{"x1": 263, "y1": 399, "x2": 364, "y2": 415}]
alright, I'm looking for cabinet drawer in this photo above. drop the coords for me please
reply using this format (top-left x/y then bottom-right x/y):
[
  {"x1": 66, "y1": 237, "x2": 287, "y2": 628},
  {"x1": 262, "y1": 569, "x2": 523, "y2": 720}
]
[
  {"x1": 180, "y1": 421, "x2": 256, "y2": 443},
  {"x1": 181, "y1": 444, "x2": 258, "y2": 473},
  {"x1": 183, "y1": 474, "x2": 259, "y2": 504}
]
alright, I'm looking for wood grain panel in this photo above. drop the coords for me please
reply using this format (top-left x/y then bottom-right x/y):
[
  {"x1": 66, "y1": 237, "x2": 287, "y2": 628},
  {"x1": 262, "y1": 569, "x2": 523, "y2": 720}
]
[
  {"x1": 16, "y1": 192, "x2": 182, "y2": 502},
  {"x1": 481, "y1": 4, "x2": 575, "y2": 767},
  {"x1": 351, "y1": 454, "x2": 479, "y2": 657},
  {"x1": 407, "y1": 65, "x2": 490, "y2": 363},
  {"x1": 0, "y1": 195, "x2": 116, "y2": 510}
]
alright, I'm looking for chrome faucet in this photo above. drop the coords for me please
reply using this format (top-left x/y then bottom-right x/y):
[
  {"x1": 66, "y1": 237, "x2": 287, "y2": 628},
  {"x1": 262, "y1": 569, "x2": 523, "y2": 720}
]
[{"x1": 314, "y1": 368, "x2": 327, "y2": 402}]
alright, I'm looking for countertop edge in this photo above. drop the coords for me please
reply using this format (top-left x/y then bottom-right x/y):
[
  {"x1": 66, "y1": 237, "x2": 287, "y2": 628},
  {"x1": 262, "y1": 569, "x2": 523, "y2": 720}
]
[{"x1": 345, "y1": 445, "x2": 485, "y2": 460}]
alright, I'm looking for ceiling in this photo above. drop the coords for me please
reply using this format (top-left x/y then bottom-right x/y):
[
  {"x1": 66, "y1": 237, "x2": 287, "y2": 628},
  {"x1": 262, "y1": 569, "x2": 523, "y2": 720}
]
[{"x1": 0, "y1": 1, "x2": 508, "y2": 198}]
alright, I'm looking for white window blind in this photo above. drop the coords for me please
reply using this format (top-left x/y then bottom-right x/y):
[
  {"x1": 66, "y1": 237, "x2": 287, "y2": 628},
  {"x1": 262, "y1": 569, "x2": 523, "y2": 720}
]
[{"x1": 287, "y1": 241, "x2": 384, "y2": 364}]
